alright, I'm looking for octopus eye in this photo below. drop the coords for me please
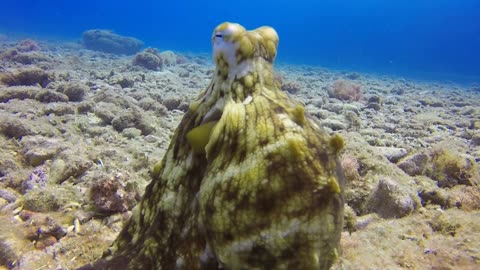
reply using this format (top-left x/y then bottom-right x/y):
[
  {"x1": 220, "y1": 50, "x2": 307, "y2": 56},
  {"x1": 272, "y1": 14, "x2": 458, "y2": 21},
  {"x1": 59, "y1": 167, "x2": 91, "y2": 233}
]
[{"x1": 215, "y1": 34, "x2": 223, "y2": 38}]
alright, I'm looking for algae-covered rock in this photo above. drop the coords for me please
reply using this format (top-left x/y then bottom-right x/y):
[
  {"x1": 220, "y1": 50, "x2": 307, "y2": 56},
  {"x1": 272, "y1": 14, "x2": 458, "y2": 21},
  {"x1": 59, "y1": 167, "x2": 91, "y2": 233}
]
[
  {"x1": 132, "y1": 48, "x2": 163, "y2": 70},
  {"x1": 82, "y1": 22, "x2": 345, "y2": 270},
  {"x1": 23, "y1": 186, "x2": 82, "y2": 212},
  {"x1": 0, "y1": 67, "x2": 50, "y2": 87},
  {"x1": 0, "y1": 86, "x2": 39, "y2": 102},
  {"x1": 56, "y1": 82, "x2": 89, "y2": 101},
  {"x1": 82, "y1": 29, "x2": 143, "y2": 55},
  {"x1": 367, "y1": 177, "x2": 417, "y2": 218}
]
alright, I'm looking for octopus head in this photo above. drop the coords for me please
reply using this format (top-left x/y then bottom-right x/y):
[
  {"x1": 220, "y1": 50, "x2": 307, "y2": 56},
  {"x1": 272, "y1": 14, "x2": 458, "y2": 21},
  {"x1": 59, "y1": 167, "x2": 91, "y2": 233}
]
[{"x1": 212, "y1": 22, "x2": 279, "y2": 76}]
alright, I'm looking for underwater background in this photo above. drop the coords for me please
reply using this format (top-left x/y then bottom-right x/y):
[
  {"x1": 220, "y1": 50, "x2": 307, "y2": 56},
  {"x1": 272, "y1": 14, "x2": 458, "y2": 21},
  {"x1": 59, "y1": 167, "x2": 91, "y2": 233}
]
[{"x1": 2, "y1": 0, "x2": 480, "y2": 83}]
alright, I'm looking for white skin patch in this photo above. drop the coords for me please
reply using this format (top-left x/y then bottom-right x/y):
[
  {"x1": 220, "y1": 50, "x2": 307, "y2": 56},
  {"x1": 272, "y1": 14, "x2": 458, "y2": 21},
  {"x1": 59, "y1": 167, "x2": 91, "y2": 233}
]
[
  {"x1": 213, "y1": 25, "x2": 241, "y2": 69},
  {"x1": 242, "y1": 95, "x2": 253, "y2": 105}
]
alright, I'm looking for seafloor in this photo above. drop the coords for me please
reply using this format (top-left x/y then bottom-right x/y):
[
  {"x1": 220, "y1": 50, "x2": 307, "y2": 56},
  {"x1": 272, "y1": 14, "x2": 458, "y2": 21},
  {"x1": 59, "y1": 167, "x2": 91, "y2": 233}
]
[{"x1": 0, "y1": 36, "x2": 479, "y2": 270}]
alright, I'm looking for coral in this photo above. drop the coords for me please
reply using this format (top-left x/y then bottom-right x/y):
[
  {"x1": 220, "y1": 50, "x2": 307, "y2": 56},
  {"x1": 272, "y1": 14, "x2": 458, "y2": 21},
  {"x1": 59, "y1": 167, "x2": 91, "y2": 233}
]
[
  {"x1": 82, "y1": 29, "x2": 143, "y2": 55},
  {"x1": 83, "y1": 22, "x2": 345, "y2": 270},
  {"x1": 329, "y1": 79, "x2": 363, "y2": 101}
]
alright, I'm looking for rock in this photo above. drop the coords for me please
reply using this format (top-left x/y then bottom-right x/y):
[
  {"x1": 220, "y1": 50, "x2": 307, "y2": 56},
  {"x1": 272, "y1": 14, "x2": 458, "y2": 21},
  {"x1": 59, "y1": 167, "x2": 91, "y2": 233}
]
[
  {"x1": 178, "y1": 70, "x2": 190, "y2": 78},
  {"x1": 365, "y1": 102, "x2": 381, "y2": 111},
  {"x1": 367, "y1": 95, "x2": 381, "y2": 104},
  {"x1": 397, "y1": 152, "x2": 430, "y2": 176},
  {"x1": 177, "y1": 101, "x2": 189, "y2": 112},
  {"x1": 49, "y1": 157, "x2": 93, "y2": 184},
  {"x1": 111, "y1": 109, "x2": 155, "y2": 135},
  {"x1": 139, "y1": 97, "x2": 167, "y2": 115},
  {"x1": 0, "y1": 116, "x2": 36, "y2": 138},
  {"x1": 56, "y1": 82, "x2": 89, "y2": 101},
  {"x1": 376, "y1": 147, "x2": 408, "y2": 163},
  {"x1": 76, "y1": 101, "x2": 95, "y2": 114},
  {"x1": 320, "y1": 118, "x2": 348, "y2": 131},
  {"x1": 24, "y1": 147, "x2": 57, "y2": 166},
  {"x1": 0, "y1": 86, "x2": 39, "y2": 102},
  {"x1": 0, "y1": 188, "x2": 19, "y2": 203},
  {"x1": 132, "y1": 48, "x2": 163, "y2": 70},
  {"x1": 419, "y1": 187, "x2": 450, "y2": 208},
  {"x1": 0, "y1": 215, "x2": 33, "y2": 267},
  {"x1": 12, "y1": 250, "x2": 54, "y2": 269},
  {"x1": 368, "y1": 177, "x2": 418, "y2": 218},
  {"x1": 144, "y1": 134, "x2": 160, "y2": 143},
  {"x1": 345, "y1": 72, "x2": 360, "y2": 80},
  {"x1": 35, "y1": 90, "x2": 69, "y2": 103},
  {"x1": 344, "y1": 110, "x2": 361, "y2": 129},
  {"x1": 427, "y1": 213, "x2": 461, "y2": 236},
  {"x1": 122, "y1": 127, "x2": 142, "y2": 139},
  {"x1": 24, "y1": 166, "x2": 49, "y2": 190},
  {"x1": 89, "y1": 173, "x2": 139, "y2": 213},
  {"x1": 328, "y1": 79, "x2": 363, "y2": 101},
  {"x1": 162, "y1": 96, "x2": 182, "y2": 111},
  {"x1": 116, "y1": 77, "x2": 134, "y2": 88},
  {"x1": 428, "y1": 147, "x2": 479, "y2": 187},
  {"x1": 0, "y1": 68, "x2": 50, "y2": 87},
  {"x1": 94, "y1": 102, "x2": 117, "y2": 124},
  {"x1": 281, "y1": 80, "x2": 301, "y2": 94},
  {"x1": 447, "y1": 185, "x2": 480, "y2": 210},
  {"x1": 430, "y1": 101, "x2": 444, "y2": 107},
  {"x1": 13, "y1": 52, "x2": 52, "y2": 65},
  {"x1": 82, "y1": 29, "x2": 143, "y2": 55},
  {"x1": 343, "y1": 104, "x2": 360, "y2": 115},
  {"x1": 158, "y1": 51, "x2": 178, "y2": 66},
  {"x1": 23, "y1": 186, "x2": 81, "y2": 212},
  {"x1": 470, "y1": 133, "x2": 480, "y2": 146},
  {"x1": 16, "y1": 39, "x2": 41, "y2": 52},
  {"x1": 309, "y1": 98, "x2": 324, "y2": 108},
  {"x1": 44, "y1": 103, "x2": 75, "y2": 116},
  {"x1": 0, "y1": 198, "x2": 7, "y2": 209},
  {"x1": 323, "y1": 103, "x2": 344, "y2": 114}
]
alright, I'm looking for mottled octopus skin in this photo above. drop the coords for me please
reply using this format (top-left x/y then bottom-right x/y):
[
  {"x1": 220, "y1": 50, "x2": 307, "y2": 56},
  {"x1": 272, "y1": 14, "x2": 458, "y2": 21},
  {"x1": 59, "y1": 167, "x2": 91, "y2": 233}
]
[{"x1": 80, "y1": 22, "x2": 344, "y2": 270}]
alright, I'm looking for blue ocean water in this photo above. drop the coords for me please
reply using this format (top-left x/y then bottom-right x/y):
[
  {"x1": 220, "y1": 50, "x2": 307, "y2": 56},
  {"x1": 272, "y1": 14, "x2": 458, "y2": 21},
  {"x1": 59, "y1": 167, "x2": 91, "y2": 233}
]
[{"x1": 1, "y1": 0, "x2": 479, "y2": 83}]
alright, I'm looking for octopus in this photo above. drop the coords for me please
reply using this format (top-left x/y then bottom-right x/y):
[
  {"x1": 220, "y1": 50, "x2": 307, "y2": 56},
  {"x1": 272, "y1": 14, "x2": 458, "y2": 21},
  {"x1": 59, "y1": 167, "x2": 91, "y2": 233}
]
[{"x1": 80, "y1": 22, "x2": 345, "y2": 270}]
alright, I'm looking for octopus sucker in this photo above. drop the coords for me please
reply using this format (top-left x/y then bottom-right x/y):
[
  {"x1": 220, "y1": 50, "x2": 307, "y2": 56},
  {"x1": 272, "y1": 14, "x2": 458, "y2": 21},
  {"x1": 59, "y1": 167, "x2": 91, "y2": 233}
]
[{"x1": 80, "y1": 22, "x2": 344, "y2": 270}]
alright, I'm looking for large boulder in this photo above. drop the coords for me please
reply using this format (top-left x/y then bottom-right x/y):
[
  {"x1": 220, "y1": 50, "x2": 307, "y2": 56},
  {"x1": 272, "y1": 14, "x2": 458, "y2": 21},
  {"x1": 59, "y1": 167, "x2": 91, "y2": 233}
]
[{"x1": 82, "y1": 29, "x2": 143, "y2": 55}]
